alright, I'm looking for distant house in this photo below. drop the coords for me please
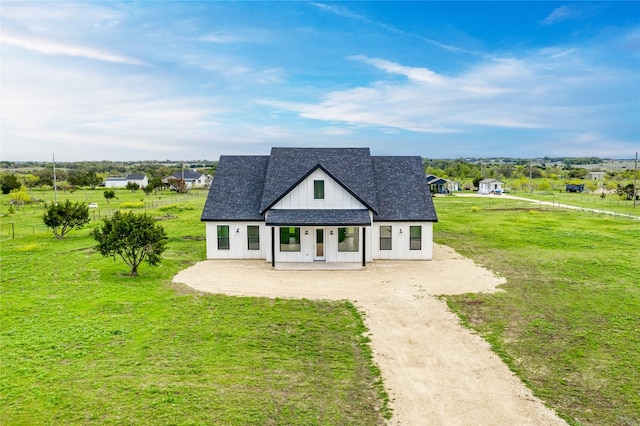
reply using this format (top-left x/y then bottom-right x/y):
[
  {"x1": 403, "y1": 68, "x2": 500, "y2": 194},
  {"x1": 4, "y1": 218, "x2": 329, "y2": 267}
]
[
  {"x1": 164, "y1": 170, "x2": 211, "y2": 189},
  {"x1": 587, "y1": 172, "x2": 606, "y2": 180},
  {"x1": 478, "y1": 178, "x2": 504, "y2": 195},
  {"x1": 426, "y1": 174, "x2": 460, "y2": 194},
  {"x1": 105, "y1": 174, "x2": 148, "y2": 188},
  {"x1": 201, "y1": 147, "x2": 438, "y2": 267}
]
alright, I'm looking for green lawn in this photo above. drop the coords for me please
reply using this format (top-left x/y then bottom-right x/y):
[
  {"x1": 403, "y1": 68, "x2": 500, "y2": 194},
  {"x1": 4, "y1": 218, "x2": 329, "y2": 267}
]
[
  {"x1": 505, "y1": 189, "x2": 640, "y2": 217},
  {"x1": 434, "y1": 196, "x2": 640, "y2": 426},
  {"x1": 0, "y1": 190, "x2": 389, "y2": 425}
]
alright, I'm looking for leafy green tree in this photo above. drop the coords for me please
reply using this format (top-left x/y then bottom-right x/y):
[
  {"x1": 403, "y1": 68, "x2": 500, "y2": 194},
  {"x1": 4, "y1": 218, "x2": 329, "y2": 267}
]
[
  {"x1": 616, "y1": 184, "x2": 637, "y2": 201},
  {"x1": 1, "y1": 174, "x2": 21, "y2": 194},
  {"x1": 9, "y1": 187, "x2": 32, "y2": 210},
  {"x1": 42, "y1": 200, "x2": 90, "y2": 239},
  {"x1": 103, "y1": 189, "x2": 116, "y2": 204},
  {"x1": 91, "y1": 211, "x2": 168, "y2": 276},
  {"x1": 142, "y1": 184, "x2": 154, "y2": 195},
  {"x1": 125, "y1": 181, "x2": 140, "y2": 192}
]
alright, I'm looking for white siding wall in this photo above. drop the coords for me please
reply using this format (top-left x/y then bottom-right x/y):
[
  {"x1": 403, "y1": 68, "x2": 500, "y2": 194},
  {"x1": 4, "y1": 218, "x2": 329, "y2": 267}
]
[
  {"x1": 265, "y1": 225, "x2": 370, "y2": 263},
  {"x1": 105, "y1": 180, "x2": 127, "y2": 188},
  {"x1": 371, "y1": 222, "x2": 433, "y2": 260},
  {"x1": 205, "y1": 222, "x2": 266, "y2": 259},
  {"x1": 272, "y1": 169, "x2": 365, "y2": 210}
]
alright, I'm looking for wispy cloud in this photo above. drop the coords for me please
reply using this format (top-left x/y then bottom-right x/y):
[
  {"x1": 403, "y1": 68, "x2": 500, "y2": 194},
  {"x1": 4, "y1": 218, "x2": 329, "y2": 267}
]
[
  {"x1": 1, "y1": 34, "x2": 145, "y2": 65},
  {"x1": 267, "y1": 47, "x2": 635, "y2": 139},
  {"x1": 540, "y1": 4, "x2": 599, "y2": 25},
  {"x1": 198, "y1": 29, "x2": 270, "y2": 44},
  {"x1": 310, "y1": 2, "x2": 476, "y2": 55}
]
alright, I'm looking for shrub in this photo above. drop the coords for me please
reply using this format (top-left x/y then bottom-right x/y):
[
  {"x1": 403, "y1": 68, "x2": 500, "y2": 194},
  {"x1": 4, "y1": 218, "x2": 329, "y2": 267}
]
[{"x1": 118, "y1": 201, "x2": 144, "y2": 209}]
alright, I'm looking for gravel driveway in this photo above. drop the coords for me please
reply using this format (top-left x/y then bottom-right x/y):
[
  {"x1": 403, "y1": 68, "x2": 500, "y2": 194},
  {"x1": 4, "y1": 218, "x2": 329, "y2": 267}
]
[{"x1": 173, "y1": 244, "x2": 566, "y2": 425}]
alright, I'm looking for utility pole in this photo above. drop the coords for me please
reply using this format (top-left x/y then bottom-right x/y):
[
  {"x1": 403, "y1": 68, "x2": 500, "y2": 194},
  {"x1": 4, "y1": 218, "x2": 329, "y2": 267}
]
[
  {"x1": 529, "y1": 160, "x2": 533, "y2": 194},
  {"x1": 634, "y1": 151, "x2": 638, "y2": 208},
  {"x1": 53, "y1": 153, "x2": 58, "y2": 204}
]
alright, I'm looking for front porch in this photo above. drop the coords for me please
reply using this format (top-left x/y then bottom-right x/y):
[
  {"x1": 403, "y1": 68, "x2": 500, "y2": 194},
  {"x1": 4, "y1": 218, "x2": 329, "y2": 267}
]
[{"x1": 274, "y1": 262, "x2": 363, "y2": 271}]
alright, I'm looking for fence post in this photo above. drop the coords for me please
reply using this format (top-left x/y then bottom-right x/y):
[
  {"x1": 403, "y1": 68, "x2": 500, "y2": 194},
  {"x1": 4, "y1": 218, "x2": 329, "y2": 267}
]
[{"x1": 11, "y1": 222, "x2": 14, "y2": 239}]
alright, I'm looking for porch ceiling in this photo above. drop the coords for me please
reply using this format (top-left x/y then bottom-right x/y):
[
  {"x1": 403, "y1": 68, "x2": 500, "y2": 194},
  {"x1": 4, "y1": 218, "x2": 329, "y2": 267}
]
[{"x1": 265, "y1": 209, "x2": 371, "y2": 226}]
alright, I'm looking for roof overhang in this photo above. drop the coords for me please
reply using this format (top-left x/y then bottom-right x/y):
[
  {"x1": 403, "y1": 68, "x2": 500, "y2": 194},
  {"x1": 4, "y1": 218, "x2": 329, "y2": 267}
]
[{"x1": 265, "y1": 209, "x2": 371, "y2": 226}]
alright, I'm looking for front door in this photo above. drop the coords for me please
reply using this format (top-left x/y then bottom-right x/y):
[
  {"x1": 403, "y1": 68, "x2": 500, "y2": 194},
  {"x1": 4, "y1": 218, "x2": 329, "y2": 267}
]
[{"x1": 314, "y1": 228, "x2": 325, "y2": 261}]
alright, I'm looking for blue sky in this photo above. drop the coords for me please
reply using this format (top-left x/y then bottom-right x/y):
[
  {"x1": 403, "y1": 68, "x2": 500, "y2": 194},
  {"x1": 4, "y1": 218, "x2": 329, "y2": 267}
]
[{"x1": 1, "y1": 1, "x2": 638, "y2": 161}]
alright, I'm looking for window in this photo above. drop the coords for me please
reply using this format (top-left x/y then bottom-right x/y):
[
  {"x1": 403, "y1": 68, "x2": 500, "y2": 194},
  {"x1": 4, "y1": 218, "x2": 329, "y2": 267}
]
[
  {"x1": 314, "y1": 180, "x2": 324, "y2": 199},
  {"x1": 410, "y1": 226, "x2": 422, "y2": 250},
  {"x1": 247, "y1": 225, "x2": 259, "y2": 250},
  {"x1": 280, "y1": 227, "x2": 300, "y2": 252},
  {"x1": 380, "y1": 226, "x2": 392, "y2": 250},
  {"x1": 217, "y1": 225, "x2": 230, "y2": 250},
  {"x1": 338, "y1": 227, "x2": 359, "y2": 252}
]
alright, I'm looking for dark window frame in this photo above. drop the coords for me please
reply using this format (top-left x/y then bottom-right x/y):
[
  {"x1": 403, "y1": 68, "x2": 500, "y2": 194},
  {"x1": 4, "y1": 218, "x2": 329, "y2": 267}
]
[
  {"x1": 280, "y1": 227, "x2": 301, "y2": 252},
  {"x1": 314, "y1": 180, "x2": 324, "y2": 199},
  {"x1": 338, "y1": 227, "x2": 359, "y2": 252},
  {"x1": 247, "y1": 225, "x2": 260, "y2": 250},
  {"x1": 410, "y1": 226, "x2": 422, "y2": 250},
  {"x1": 380, "y1": 225, "x2": 392, "y2": 250},
  {"x1": 217, "y1": 225, "x2": 230, "y2": 250}
]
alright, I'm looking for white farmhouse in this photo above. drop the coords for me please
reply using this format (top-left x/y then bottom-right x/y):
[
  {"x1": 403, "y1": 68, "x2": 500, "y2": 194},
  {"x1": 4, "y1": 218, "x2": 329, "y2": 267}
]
[
  {"x1": 105, "y1": 174, "x2": 148, "y2": 188},
  {"x1": 478, "y1": 178, "x2": 504, "y2": 195},
  {"x1": 201, "y1": 148, "x2": 438, "y2": 268}
]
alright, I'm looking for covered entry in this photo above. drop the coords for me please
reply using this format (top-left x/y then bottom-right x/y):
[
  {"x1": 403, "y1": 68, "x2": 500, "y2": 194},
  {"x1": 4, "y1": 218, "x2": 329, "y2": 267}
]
[{"x1": 265, "y1": 209, "x2": 371, "y2": 267}]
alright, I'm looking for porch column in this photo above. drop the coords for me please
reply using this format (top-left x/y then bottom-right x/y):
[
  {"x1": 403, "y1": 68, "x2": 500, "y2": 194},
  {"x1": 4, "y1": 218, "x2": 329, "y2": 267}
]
[
  {"x1": 271, "y1": 226, "x2": 275, "y2": 268},
  {"x1": 362, "y1": 226, "x2": 366, "y2": 267}
]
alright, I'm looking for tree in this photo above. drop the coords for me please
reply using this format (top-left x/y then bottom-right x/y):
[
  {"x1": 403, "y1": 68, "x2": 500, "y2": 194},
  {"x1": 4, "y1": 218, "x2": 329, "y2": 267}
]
[
  {"x1": 103, "y1": 189, "x2": 116, "y2": 204},
  {"x1": 42, "y1": 200, "x2": 90, "y2": 239},
  {"x1": 91, "y1": 211, "x2": 168, "y2": 276},
  {"x1": 168, "y1": 177, "x2": 187, "y2": 193},
  {"x1": 125, "y1": 181, "x2": 140, "y2": 192},
  {"x1": 1, "y1": 174, "x2": 21, "y2": 194},
  {"x1": 142, "y1": 184, "x2": 154, "y2": 195},
  {"x1": 616, "y1": 184, "x2": 638, "y2": 201},
  {"x1": 9, "y1": 187, "x2": 33, "y2": 210}
]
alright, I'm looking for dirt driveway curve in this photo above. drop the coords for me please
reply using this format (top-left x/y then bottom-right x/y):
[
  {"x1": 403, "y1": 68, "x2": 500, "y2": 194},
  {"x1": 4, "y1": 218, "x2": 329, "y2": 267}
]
[{"x1": 173, "y1": 244, "x2": 566, "y2": 426}]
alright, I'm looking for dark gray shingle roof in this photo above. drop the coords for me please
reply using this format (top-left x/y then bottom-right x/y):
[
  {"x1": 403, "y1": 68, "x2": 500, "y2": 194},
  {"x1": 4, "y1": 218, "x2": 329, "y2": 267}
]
[
  {"x1": 126, "y1": 174, "x2": 146, "y2": 180},
  {"x1": 265, "y1": 209, "x2": 371, "y2": 226},
  {"x1": 201, "y1": 149, "x2": 437, "y2": 223},
  {"x1": 171, "y1": 170, "x2": 203, "y2": 180},
  {"x1": 259, "y1": 148, "x2": 378, "y2": 213},
  {"x1": 371, "y1": 156, "x2": 438, "y2": 221},
  {"x1": 201, "y1": 156, "x2": 269, "y2": 221}
]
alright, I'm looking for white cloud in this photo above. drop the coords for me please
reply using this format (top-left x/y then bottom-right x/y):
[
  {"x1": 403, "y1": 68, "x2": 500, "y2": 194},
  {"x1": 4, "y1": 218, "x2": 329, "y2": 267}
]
[
  {"x1": 540, "y1": 4, "x2": 599, "y2": 26},
  {"x1": 268, "y1": 49, "x2": 634, "y2": 140},
  {"x1": 1, "y1": 34, "x2": 145, "y2": 65}
]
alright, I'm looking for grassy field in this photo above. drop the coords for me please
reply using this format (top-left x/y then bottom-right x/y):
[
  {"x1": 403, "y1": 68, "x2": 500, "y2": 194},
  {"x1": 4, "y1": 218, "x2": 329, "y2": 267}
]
[
  {"x1": 504, "y1": 189, "x2": 639, "y2": 217},
  {"x1": 433, "y1": 196, "x2": 640, "y2": 426},
  {"x1": 0, "y1": 189, "x2": 389, "y2": 425}
]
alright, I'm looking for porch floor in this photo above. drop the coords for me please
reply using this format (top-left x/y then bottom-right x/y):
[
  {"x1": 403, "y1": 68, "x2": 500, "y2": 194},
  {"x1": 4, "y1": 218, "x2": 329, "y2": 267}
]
[{"x1": 274, "y1": 262, "x2": 363, "y2": 271}]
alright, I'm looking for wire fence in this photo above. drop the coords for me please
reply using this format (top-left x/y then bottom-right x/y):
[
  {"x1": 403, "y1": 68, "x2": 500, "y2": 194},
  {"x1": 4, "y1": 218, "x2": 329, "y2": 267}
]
[{"x1": 0, "y1": 192, "x2": 205, "y2": 241}]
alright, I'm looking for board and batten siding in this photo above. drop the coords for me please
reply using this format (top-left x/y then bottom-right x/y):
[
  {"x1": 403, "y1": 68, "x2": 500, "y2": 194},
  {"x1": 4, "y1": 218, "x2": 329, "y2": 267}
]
[
  {"x1": 371, "y1": 222, "x2": 433, "y2": 260},
  {"x1": 205, "y1": 222, "x2": 266, "y2": 259},
  {"x1": 272, "y1": 169, "x2": 365, "y2": 210}
]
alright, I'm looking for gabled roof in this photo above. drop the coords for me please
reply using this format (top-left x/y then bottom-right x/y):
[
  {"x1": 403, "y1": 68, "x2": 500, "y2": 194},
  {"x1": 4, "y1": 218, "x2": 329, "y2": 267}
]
[
  {"x1": 372, "y1": 157, "x2": 438, "y2": 221},
  {"x1": 479, "y1": 178, "x2": 504, "y2": 184},
  {"x1": 201, "y1": 156, "x2": 269, "y2": 221},
  {"x1": 259, "y1": 148, "x2": 378, "y2": 214},
  {"x1": 170, "y1": 170, "x2": 203, "y2": 180},
  {"x1": 201, "y1": 148, "x2": 437, "y2": 223},
  {"x1": 426, "y1": 174, "x2": 447, "y2": 185},
  {"x1": 126, "y1": 174, "x2": 146, "y2": 180}
]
